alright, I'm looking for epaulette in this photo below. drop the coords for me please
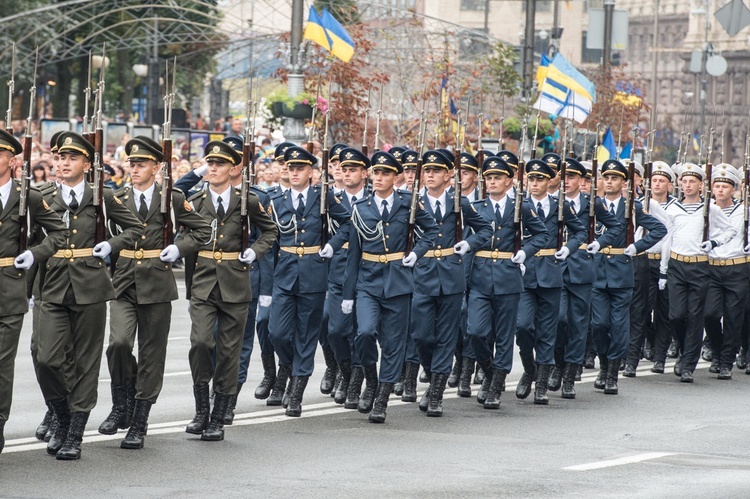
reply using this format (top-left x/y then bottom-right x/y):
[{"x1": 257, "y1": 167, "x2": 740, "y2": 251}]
[
  {"x1": 269, "y1": 189, "x2": 286, "y2": 201},
  {"x1": 188, "y1": 190, "x2": 206, "y2": 202},
  {"x1": 352, "y1": 195, "x2": 370, "y2": 206},
  {"x1": 114, "y1": 186, "x2": 130, "y2": 198}
]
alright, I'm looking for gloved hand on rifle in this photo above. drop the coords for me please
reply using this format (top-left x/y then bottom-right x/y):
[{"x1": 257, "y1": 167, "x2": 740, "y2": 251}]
[
  {"x1": 239, "y1": 248, "x2": 256, "y2": 264},
  {"x1": 160, "y1": 244, "x2": 181, "y2": 263},
  {"x1": 453, "y1": 241, "x2": 470, "y2": 256},
  {"x1": 14, "y1": 250, "x2": 34, "y2": 270},
  {"x1": 402, "y1": 252, "x2": 417, "y2": 267}
]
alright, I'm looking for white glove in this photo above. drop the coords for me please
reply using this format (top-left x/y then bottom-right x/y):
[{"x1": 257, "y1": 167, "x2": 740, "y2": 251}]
[
  {"x1": 511, "y1": 250, "x2": 526, "y2": 265},
  {"x1": 159, "y1": 244, "x2": 181, "y2": 262},
  {"x1": 700, "y1": 240, "x2": 715, "y2": 253},
  {"x1": 195, "y1": 163, "x2": 208, "y2": 177},
  {"x1": 453, "y1": 241, "x2": 471, "y2": 255},
  {"x1": 658, "y1": 278, "x2": 667, "y2": 290},
  {"x1": 744, "y1": 243, "x2": 750, "y2": 254},
  {"x1": 555, "y1": 246, "x2": 570, "y2": 261},
  {"x1": 93, "y1": 241, "x2": 112, "y2": 259},
  {"x1": 519, "y1": 263, "x2": 526, "y2": 276},
  {"x1": 29, "y1": 296, "x2": 35, "y2": 310},
  {"x1": 624, "y1": 244, "x2": 637, "y2": 257},
  {"x1": 318, "y1": 243, "x2": 334, "y2": 259},
  {"x1": 239, "y1": 248, "x2": 256, "y2": 264},
  {"x1": 402, "y1": 252, "x2": 417, "y2": 267},
  {"x1": 586, "y1": 241, "x2": 601, "y2": 254},
  {"x1": 341, "y1": 299, "x2": 354, "y2": 315},
  {"x1": 14, "y1": 250, "x2": 34, "y2": 269},
  {"x1": 259, "y1": 295, "x2": 272, "y2": 308}
]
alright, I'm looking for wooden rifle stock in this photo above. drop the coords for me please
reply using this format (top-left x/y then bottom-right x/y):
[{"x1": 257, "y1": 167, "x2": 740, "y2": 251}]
[
  {"x1": 320, "y1": 147, "x2": 330, "y2": 246},
  {"x1": 161, "y1": 139, "x2": 174, "y2": 246},
  {"x1": 703, "y1": 161, "x2": 712, "y2": 241},
  {"x1": 454, "y1": 151, "x2": 462, "y2": 244},
  {"x1": 240, "y1": 140, "x2": 254, "y2": 251},
  {"x1": 93, "y1": 127, "x2": 106, "y2": 243},
  {"x1": 18, "y1": 134, "x2": 32, "y2": 252}
]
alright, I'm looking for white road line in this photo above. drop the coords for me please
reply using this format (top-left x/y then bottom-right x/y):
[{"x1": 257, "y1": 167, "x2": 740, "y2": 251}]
[{"x1": 563, "y1": 452, "x2": 677, "y2": 471}]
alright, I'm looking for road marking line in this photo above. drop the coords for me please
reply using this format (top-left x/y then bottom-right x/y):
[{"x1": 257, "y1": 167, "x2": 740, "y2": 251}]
[{"x1": 563, "y1": 452, "x2": 677, "y2": 471}]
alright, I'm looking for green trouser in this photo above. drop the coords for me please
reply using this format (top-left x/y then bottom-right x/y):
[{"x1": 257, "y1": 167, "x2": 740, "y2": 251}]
[
  {"x1": 31, "y1": 300, "x2": 75, "y2": 399},
  {"x1": 189, "y1": 284, "x2": 248, "y2": 396},
  {"x1": 107, "y1": 285, "x2": 172, "y2": 403},
  {"x1": 0, "y1": 314, "x2": 24, "y2": 421}
]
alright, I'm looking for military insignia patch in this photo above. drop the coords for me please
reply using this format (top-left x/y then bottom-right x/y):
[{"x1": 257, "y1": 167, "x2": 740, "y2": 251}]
[
  {"x1": 132, "y1": 144, "x2": 139, "y2": 152},
  {"x1": 377, "y1": 155, "x2": 386, "y2": 163},
  {"x1": 531, "y1": 209, "x2": 537, "y2": 217},
  {"x1": 64, "y1": 137, "x2": 72, "y2": 145},
  {"x1": 267, "y1": 204, "x2": 273, "y2": 216},
  {"x1": 291, "y1": 150, "x2": 300, "y2": 158},
  {"x1": 184, "y1": 200, "x2": 192, "y2": 211},
  {"x1": 345, "y1": 152, "x2": 353, "y2": 159},
  {"x1": 114, "y1": 196, "x2": 123, "y2": 205},
  {"x1": 428, "y1": 154, "x2": 437, "y2": 162},
  {"x1": 43, "y1": 199, "x2": 50, "y2": 210}
]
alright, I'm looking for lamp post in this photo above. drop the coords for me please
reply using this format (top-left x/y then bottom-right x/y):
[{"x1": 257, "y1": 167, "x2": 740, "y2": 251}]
[{"x1": 133, "y1": 64, "x2": 148, "y2": 123}]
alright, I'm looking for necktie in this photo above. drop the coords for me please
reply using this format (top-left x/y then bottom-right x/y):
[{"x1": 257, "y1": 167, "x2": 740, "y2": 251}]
[
  {"x1": 537, "y1": 201, "x2": 545, "y2": 220},
  {"x1": 434, "y1": 200, "x2": 443, "y2": 222},
  {"x1": 351, "y1": 195, "x2": 357, "y2": 204},
  {"x1": 381, "y1": 199, "x2": 389, "y2": 221},
  {"x1": 0, "y1": 195, "x2": 4, "y2": 212},
  {"x1": 217, "y1": 196, "x2": 225, "y2": 220},
  {"x1": 138, "y1": 193, "x2": 149, "y2": 220},
  {"x1": 610, "y1": 202, "x2": 616, "y2": 216},
  {"x1": 69, "y1": 191, "x2": 79, "y2": 211},
  {"x1": 570, "y1": 200, "x2": 576, "y2": 213},
  {"x1": 495, "y1": 202, "x2": 502, "y2": 224},
  {"x1": 296, "y1": 193, "x2": 305, "y2": 216}
]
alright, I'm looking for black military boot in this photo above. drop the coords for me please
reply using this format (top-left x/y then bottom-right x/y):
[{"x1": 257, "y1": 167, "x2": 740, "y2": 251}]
[
  {"x1": 548, "y1": 349, "x2": 565, "y2": 392},
  {"x1": 47, "y1": 399, "x2": 71, "y2": 456},
  {"x1": 427, "y1": 373, "x2": 448, "y2": 417},
  {"x1": 561, "y1": 363, "x2": 578, "y2": 399},
  {"x1": 393, "y1": 363, "x2": 406, "y2": 396},
  {"x1": 224, "y1": 383, "x2": 243, "y2": 425},
  {"x1": 401, "y1": 362, "x2": 420, "y2": 403},
  {"x1": 255, "y1": 355, "x2": 277, "y2": 399},
  {"x1": 320, "y1": 346, "x2": 337, "y2": 395},
  {"x1": 473, "y1": 364, "x2": 485, "y2": 385},
  {"x1": 515, "y1": 355, "x2": 536, "y2": 400},
  {"x1": 667, "y1": 339, "x2": 679, "y2": 358},
  {"x1": 709, "y1": 358, "x2": 720, "y2": 374},
  {"x1": 345, "y1": 367, "x2": 365, "y2": 410},
  {"x1": 604, "y1": 360, "x2": 620, "y2": 395},
  {"x1": 368, "y1": 382, "x2": 394, "y2": 423},
  {"x1": 266, "y1": 365, "x2": 290, "y2": 406},
  {"x1": 457, "y1": 357, "x2": 474, "y2": 397},
  {"x1": 673, "y1": 355, "x2": 683, "y2": 377},
  {"x1": 334, "y1": 360, "x2": 352, "y2": 405},
  {"x1": 286, "y1": 376, "x2": 309, "y2": 417},
  {"x1": 483, "y1": 369, "x2": 507, "y2": 410},
  {"x1": 201, "y1": 393, "x2": 230, "y2": 441},
  {"x1": 447, "y1": 351, "x2": 462, "y2": 388},
  {"x1": 737, "y1": 347, "x2": 748, "y2": 370},
  {"x1": 358, "y1": 364, "x2": 379, "y2": 414},
  {"x1": 622, "y1": 364, "x2": 637, "y2": 377},
  {"x1": 126, "y1": 379, "x2": 137, "y2": 428},
  {"x1": 583, "y1": 351, "x2": 596, "y2": 369},
  {"x1": 44, "y1": 412, "x2": 58, "y2": 442},
  {"x1": 56, "y1": 412, "x2": 89, "y2": 460},
  {"x1": 594, "y1": 355, "x2": 609, "y2": 390},
  {"x1": 418, "y1": 384, "x2": 431, "y2": 412},
  {"x1": 185, "y1": 383, "x2": 210, "y2": 435},
  {"x1": 121, "y1": 400, "x2": 152, "y2": 450},
  {"x1": 331, "y1": 368, "x2": 342, "y2": 398},
  {"x1": 534, "y1": 364, "x2": 551, "y2": 405},
  {"x1": 475, "y1": 359, "x2": 494, "y2": 404},
  {"x1": 98, "y1": 384, "x2": 129, "y2": 435},
  {"x1": 651, "y1": 361, "x2": 665, "y2": 373},
  {"x1": 35, "y1": 404, "x2": 54, "y2": 441},
  {"x1": 718, "y1": 366, "x2": 732, "y2": 380},
  {"x1": 281, "y1": 375, "x2": 293, "y2": 408}
]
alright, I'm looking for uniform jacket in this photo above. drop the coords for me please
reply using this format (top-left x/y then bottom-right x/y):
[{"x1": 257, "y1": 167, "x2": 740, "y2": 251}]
[{"x1": 328, "y1": 188, "x2": 371, "y2": 287}]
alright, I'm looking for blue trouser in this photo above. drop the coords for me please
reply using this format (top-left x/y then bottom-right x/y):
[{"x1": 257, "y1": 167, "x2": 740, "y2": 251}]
[
  {"x1": 355, "y1": 290, "x2": 411, "y2": 383},
  {"x1": 591, "y1": 286, "x2": 633, "y2": 361},
  {"x1": 403, "y1": 299, "x2": 419, "y2": 365},
  {"x1": 557, "y1": 276, "x2": 593, "y2": 365},
  {"x1": 467, "y1": 289, "x2": 520, "y2": 373},
  {"x1": 255, "y1": 303, "x2": 273, "y2": 356},
  {"x1": 269, "y1": 283, "x2": 325, "y2": 377},
  {"x1": 327, "y1": 281, "x2": 360, "y2": 365},
  {"x1": 319, "y1": 298, "x2": 330, "y2": 349},
  {"x1": 516, "y1": 286, "x2": 561, "y2": 365},
  {"x1": 237, "y1": 298, "x2": 259, "y2": 384},
  {"x1": 411, "y1": 291, "x2": 463, "y2": 375}
]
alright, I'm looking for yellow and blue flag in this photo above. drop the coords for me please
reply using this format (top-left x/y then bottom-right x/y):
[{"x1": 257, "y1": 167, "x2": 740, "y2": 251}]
[
  {"x1": 321, "y1": 8, "x2": 355, "y2": 63},
  {"x1": 303, "y1": 6, "x2": 331, "y2": 51},
  {"x1": 534, "y1": 53, "x2": 596, "y2": 124},
  {"x1": 597, "y1": 127, "x2": 618, "y2": 163},
  {"x1": 614, "y1": 81, "x2": 643, "y2": 108}
]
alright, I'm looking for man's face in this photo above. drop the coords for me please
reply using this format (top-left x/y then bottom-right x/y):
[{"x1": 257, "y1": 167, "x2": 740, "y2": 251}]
[
  {"x1": 581, "y1": 177, "x2": 592, "y2": 194},
  {"x1": 564, "y1": 172, "x2": 581, "y2": 197},
  {"x1": 330, "y1": 160, "x2": 343, "y2": 181},
  {"x1": 712, "y1": 181, "x2": 734, "y2": 203},
  {"x1": 0, "y1": 150, "x2": 16, "y2": 180},
  {"x1": 423, "y1": 167, "x2": 450, "y2": 191},
  {"x1": 288, "y1": 164, "x2": 312, "y2": 189},
  {"x1": 231, "y1": 119, "x2": 243, "y2": 132},
  {"x1": 278, "y1": 160, "x2": 289, "y2": 182},
  {"x1": 58, "y1": 151, "x2": 89, "y2": 184},
  {"x1": 528, "y1": 175, "x2": 549, "y2": 198},
  {"x1": 603, "y1": 174, "x2": 624, "y2": 196},
  {"x1": 650, "y1": 175, "x2": 670, "y2": 196},
  {"x1": 681, "y1": 175, "x2": 701, "y2": 197},
  {"x1": 403, "y1": 167, "x2": 416, "y2": 187},
  {"x1": 370, "y1": 168, "x2": 396, "y2": 195},
  {"x1": 129, "y1": 159, "x2": 159, "y2": 188},
  {"x1": 206, "y1": 158, "x2": 233, "y2": 187},
  {"x1": 485, "y1": 173, "x2": 512, "y2": 197},
  {"x1": 341, "y1": 165, "x2": 367, "y2": 190},
  {"x1": 548, "y1": 171, "x2": 561, "y2": 190},
  {"x1": 460, "y1": 168, "x2": 478, "y2": 190}
]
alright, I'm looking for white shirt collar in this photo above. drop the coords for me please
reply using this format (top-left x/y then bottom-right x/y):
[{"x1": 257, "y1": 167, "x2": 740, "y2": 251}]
[
  {"x1": 565, "y1": 192, "x2": 582, "y2": 212},
  {"x1": 426, "y1": 190, "x2": 447, "y2": 213},
  {"x1": 532, "y1": 194, "x2": 551, "y2": 215},
  {"x1": 374, "y1": 191, "x2": 395, "y2": 214},
  {"x1": 132, "y1": 183, "x2": 156, "y2": 210},
  {"x1": 605, "y1": 196, "x2": 622, "y2": 211},
  {"x1": 346, "y1": 188, "x2": 364, "y2": 205},
  {"x1": 490, "y1": 194, "x2": 508, "y2": 214},
  {"x1": 61, "y1": 180, "x2": 86, "y2": 206},
  {"x1": 0, "y1": 178, "x2": 12, "y2": 207},
  {"x1": 463, "y1": 188, "x2": 476, "y2": 203},
  {"x1": 209, "y1": 185, "x2": 232, "y2": 212},
  {"x1": 290, "y1": 185, "x2": 310, "y2": 209}
]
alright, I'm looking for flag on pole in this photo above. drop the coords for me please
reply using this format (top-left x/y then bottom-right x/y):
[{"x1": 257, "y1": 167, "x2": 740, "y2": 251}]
[
  {"x1": 620, "y1": 141, "x2": 632, "y2": 160},
  {"x1": 303, "y1": 6, "x2": 332, "y2": 51},
  {"x1": 533, "y1": 53, "x2": 596, "y2": 124},
  {"x1": 597, "y1": 127, "x2": 618, "y2": 162},
  {"x1": 303, "y1": 7, "x2": 356, "y2": 63}
]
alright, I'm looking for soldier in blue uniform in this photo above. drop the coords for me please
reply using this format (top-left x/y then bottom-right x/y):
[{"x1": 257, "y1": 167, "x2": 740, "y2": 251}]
[
  {"x1": 551, "y1": 158, "x2": 622, "y2": 399},
  {"x1": 467, "y1": 157, "x2": 548, "y2": 410},
  {"x1": 343, "y1": 150, "x2": 438, "y2": 423},
  {"x1": 592, "y1": 159, "x2": 667, "y2": 394},
  {"x1": 267, "y1": 146, "x2": 352, "y2": 417},
  {"x1": 515, "y1": 158, "x2": 587, "y2": 405},
  {"x1": 411, "y1": 150, "x2": 492, "y2": 416}
]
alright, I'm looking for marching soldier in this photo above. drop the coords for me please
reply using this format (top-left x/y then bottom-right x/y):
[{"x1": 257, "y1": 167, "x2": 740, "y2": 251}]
[
  {"x1": 184, "y1": 140, "x2": 277, "y2": 441},
  {"x1": 267, "y1": 146, "x2": 351, "y2": 417},
  {"x1": 343, "y1": 150, "x2": 438, "y2": 423},
  {"x1": 411, "y1": 150, "x2": 491, "y2": 416},
  {"x1": 37, "y1": 131, "x2": 143, "y2": 460},
  {"x1": 98, "y1": 136, "x2": 212, "y2": 449},
  {"x1": 0, "y1": 129, "x2": 67, "y2": 453},
  {"x1": 467, "y1": 157, "x2": 548, "y2": 410}
]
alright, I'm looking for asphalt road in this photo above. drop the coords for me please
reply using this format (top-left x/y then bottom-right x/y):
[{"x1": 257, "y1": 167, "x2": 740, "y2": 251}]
[{"x1": 2, "y1": 278, "x2": 750, "y2": 498}]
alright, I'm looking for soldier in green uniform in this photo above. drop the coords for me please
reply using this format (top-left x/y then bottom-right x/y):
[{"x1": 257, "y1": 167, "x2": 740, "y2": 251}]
[
  {"x1": 185, "y1": 140, "x2": 277, "y2": 442},
  {"x1": 36, "y1": 131, "x2": 143, "y2": 460},
  {"x1": 0, "y1": 129, "x2": 67, "y2": 454},
  {"x1": 97, "y1": 136, "x2": 212, "y2": 449}
]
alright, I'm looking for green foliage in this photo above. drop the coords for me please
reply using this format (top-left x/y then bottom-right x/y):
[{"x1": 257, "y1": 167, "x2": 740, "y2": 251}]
[
  {"x1": 484, "y1": 41, "x2": 520, "y2": 99},
  {"x1": 503, "y1": 116, "x2": 553, "y2": 139},
  {"x1": 313, "y1": 0, "x2": 361, "y2": 24}
]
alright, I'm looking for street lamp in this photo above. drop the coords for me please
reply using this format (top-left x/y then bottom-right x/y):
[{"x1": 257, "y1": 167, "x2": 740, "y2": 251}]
[{"x1": 132, "y1": 64, "x2": 148, "y2": 123}]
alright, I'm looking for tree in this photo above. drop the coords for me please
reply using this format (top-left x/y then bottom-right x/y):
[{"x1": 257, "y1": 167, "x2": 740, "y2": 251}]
[
  {"x1": 313, "y1": 0, "x2": 361, "y2": 25},
  {"x1": 586, "y1": 65, "x2": 649, "y2": 147}
]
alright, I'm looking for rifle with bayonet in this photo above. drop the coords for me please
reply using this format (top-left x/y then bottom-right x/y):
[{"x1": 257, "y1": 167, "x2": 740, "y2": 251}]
[
  {"x1": 406, "y1": 108, "x2": 427, "y2": 255},
  {"x1": 513, "y1": 115, "x2": 529, "y2": 252},
  {"x1": 161, "y1": 57, "x2": 176, "y2": 247},
  {"x1": 703, "y1": 120, "x2": 715, "y2": 241},
  {"x1": 531, "y1": 107, "x2": 541, "y2": 159},
  {"x1": 18, "y1": 47, "x2": 38, "y2": 253},
  {"x1": 454, "y1": 99, "x2": 463, "y2": 245},
  {"x1": 557, "y1": 122, "x2": 568, "y2": 250},
  {"x1": 6, "y1": 42, "x2": 14, "y2": 135},
  {"x1": 241, "y1": 78, "x2": 259, "y2": 252},
  {"x1": 589, "y1": 123, "x2": 600, "y2": 244},
  {"x1": 320, "y1": 82, "x2": 331, "y2": 246},
  {"x1": 625, "y1": 155, "x2": 636, "y2": 246},
  {"x1": 362, "y1": 84, "x2": 371, "y2": 157},
  {"x1": 477, "y1": 108, "x2": 485, "y2": 199},
  {"x1": 307, "y1": 78, "x2": 321, "y2": 154},
  {"x1": 644, "y1": 128, "x2": 654, "y2": 211},
  {"x1": 92, "y1": 44, "x2": 107, "y2": 244},
  {"x1": 374, "y1": 84, "x2": 383, "y2": 153}
]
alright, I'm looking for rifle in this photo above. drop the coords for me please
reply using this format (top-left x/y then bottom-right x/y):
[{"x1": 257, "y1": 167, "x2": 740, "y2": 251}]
[
  {"x1": 625, "y1": 159, "x2": 636, "y2": 246},
  {"x1": 616, "y1": 107, "x2": 624, "y2": 160},
  {"x1": 703, "y1": 123, "x2": 715, "y2": 241},
  {"x1": 453, "y1": 98, "x2": 464, "y2": 245},
  {"x1": 307, "y1": 78, "x2": 321, "y2": 154},
  {"x1": 477, "y1": 110, "x2": 485, "y2": 199},
  {"x1": 406, "y1": 108, "x2": 427, "y2": 254},
  {"x1": 589, "y1": 123, "x2": 600, "y2": 243},
  {"x1": 557, "y1": 122, "x2": 568, "y2": 250},
  {"x1": 320, "y1": 82, "x2": 331, "y2": 246},
  {"x1": 161, "y1": 57, "x2": 176, "y2": 247},
  {"x1": 374, "y1": 83, "x2": 383, "y2": 153},
  {"x1": 744, "y1": 132, "x2": 750, "y2": 247},
  {"x1": 531, "y1": 107, "x2": 541, "y2": 160},
  {"x1": 513, "y1": 136, "x2": 524, "y2": 253},
  {"x1": 241, "y1": 78, "x2": 258, "y2": 252},
  {"x1": 644, "y1": 128, "x2": 654, "y2": 211},
  {"x1": 362, "y1": 84, "x2": 371, "y2": 157},
  {"x1": 92, "y1": 44, "x2": 107, "y2": 244},
  {"x1": 18, "y1": 48, "x2": 38, "y2": 253},
  {"x1": 6, "y1": 42, "x2": 14, "y2": 135}
]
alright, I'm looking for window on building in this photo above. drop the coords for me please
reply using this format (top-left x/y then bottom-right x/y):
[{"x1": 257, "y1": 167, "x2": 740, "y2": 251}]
[
  {"x1": 461, "y1": 0, "x2": 485, "y2": 10},
  {"x1": 581, "y1": 31, "x2": 602, "y2": 64}
]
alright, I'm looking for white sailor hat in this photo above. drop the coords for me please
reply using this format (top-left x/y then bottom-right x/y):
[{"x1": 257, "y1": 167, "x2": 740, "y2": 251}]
[
  {"x1": 651, "y1": 161, "x2": 676, "y2": 183},
  {"x1": 679, "y1": 163, "x2": 705, "y2": 181},
  {"x1": 711, "y1": 167, "x2": 740, "y2": 187}
]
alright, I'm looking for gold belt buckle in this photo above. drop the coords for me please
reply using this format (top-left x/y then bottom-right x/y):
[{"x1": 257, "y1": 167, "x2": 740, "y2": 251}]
[
  {"x1": 602, "y1": 247, "x2": 611, "y2": 255},
  {"x1": 379, "y1": 254, "x2": 388, "y2": 263},
  {"x1": 490, "y1": 250, "x2": 499, "y2": 259},
  {"x1": 134, "y1": 249, "x2": 144, "y2": 260},
  {"x1": 296, "y1": 247, "x2": 305, "y2": 256},
  {"x1": 434, "y1": 249, "x2": 443, "y2": 258},
  {"x1": 213, "y1": 251, "x2": 223, "y2": 260},
  {"x1": 720, "y1": 259, "x2": 727, "y2": 267},
  {"x1": 63, "y1": 249, "x2": 73, "y2": 259}
]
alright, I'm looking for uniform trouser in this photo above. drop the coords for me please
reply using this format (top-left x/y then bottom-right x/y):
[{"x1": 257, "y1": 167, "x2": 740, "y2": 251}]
[
  {"x1": 591, "y1": 286, "x2": 633, "y2": 362},
  {"x1": 403, "y1": 300, "x2": 419, "y2": 365},
  {"x1": 37, "y1": 294, "x2": 107, "y2": 412},
  {"x1": 0, "y1": 314, "x2": 24, "y2": 421},
  {"x1": 411, "y1": 291, "x2": 463, "y2": 375},
  {"x1": 467, "y1": 289, "x2": 520, "y2": 373},
  {"x1": 668, "y1": 259, "x2": 709, "y2": 372},
  {"x1": 327, "y1": 281, "x2": 360, "y2": 366},
  {"x1": 268, "y1": 283, "x2": 325, "y2": 377},
  {"x1": 643, "y1": 259, "x2": 673, "y2": 365},
  {"x1": 516, "y1": 286, "x2": 561, "y2": 365},
  {"x1": 557, "y1": 277, "x2": 593, "y2": 365},
  {"x1": 189, "y1": 284, "x2": 248, "y2": 395},
  {"x1": 256, "y1": 303, "x2": 273, "y2": 356},
  {"x1": 704, "y1": 263, "x2": 749, "y2": 369},
  {"x1": 31, "y1": 300, "x2": 75, "y2": 398},
  {"x1": 319, "y1": 299, "x2": 330, "y2": 350},
  {"x1": 627, "y1": 256, "x2": 657, "y2": 367},
  {"x1": 355, "y1": 291, "x2": 411, "y2": 383},
  {"x1": 107, "y1": 285, "x2": 172, "y2": 403},
  {"x1": 237, "y1": 298, "x2": 259, "y2": 384}
]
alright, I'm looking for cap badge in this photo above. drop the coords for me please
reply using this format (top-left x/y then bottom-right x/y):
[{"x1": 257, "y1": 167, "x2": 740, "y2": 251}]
[
  {"x1": 377, "y1": 155, "x2": 387, "y2": 163},
  {"x1": 428, "y1": 154, "x2": 437, "y2": 162},
  {"x1": 345, "y1": 152, "x2": 353, "y2": 159},
  {"x1": 64, "y1": 137, "x2": 72, "y2": 145},
  {"x1": 291, "y1": 150, "x2": 300, "y2": 158},
  {"x1": 212, "y1": 145, "x2": 220, "y2": 153},
  {"x1": 132, "y1": 144, "x2": 139, "y2": 152}
]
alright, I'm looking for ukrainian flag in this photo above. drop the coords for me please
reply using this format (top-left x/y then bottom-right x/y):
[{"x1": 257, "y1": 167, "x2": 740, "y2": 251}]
[
  {"x1": 533, "y1": 53, "x2": 596, "y2": 124},
  {"x1": 597, "y1": 127, "x2": 618, "y2": 163},
  {"x1": 320, "y1": 8, "x2": 355, "y2": 63},
  {"x1": 303, "y1": 6, "x2": 332, "y2": 51}
]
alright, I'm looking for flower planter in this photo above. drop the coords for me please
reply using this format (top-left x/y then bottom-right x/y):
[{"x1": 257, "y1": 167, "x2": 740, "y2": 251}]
[{"x1": 272, "y1": 103, "x2": 313, "y2": 119}]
